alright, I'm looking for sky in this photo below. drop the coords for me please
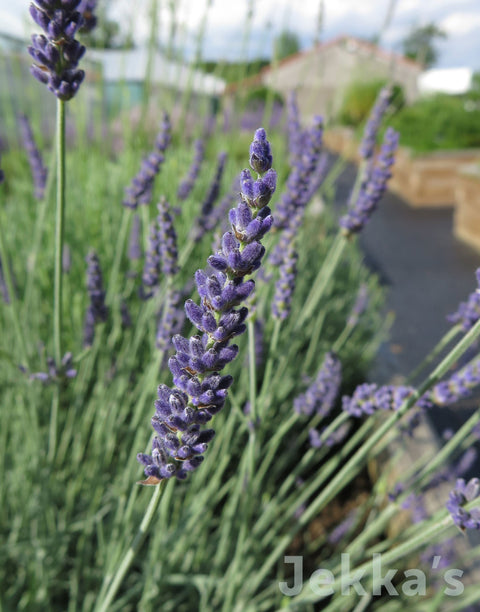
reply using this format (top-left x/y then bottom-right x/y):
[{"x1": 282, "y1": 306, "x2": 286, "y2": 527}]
[{"x1": 2, "y1": 0, "x2": 480, "y2": 70}]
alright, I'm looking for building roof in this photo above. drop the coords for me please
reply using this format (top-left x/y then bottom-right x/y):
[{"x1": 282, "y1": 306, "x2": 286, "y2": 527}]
[
  {"x1": 418, "y1": 67, "x2": 473, "y2": 95},
  {"x1": 87, "y1": 48, "x2": 225, "y2": 96}
]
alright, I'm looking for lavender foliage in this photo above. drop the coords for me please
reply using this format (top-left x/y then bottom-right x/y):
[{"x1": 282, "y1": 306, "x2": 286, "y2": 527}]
[
  {"x1": 177, "y1": 139, "x2": 205, "y2": 200},
  {"x1": 137, "y1": 128, "x2": 276, "y2": 483},
  {"x1": 447, "y1": 269, "x2": 480, "y2": 331},
  {"x1": 446, "y1": 478, "x2": 480, "y2": 531},
  {"x1": 294, "y1": 352, "x2": 342, "y2": 417},
  {"x1": 83, "y1": 251, "x2": 108, "y2": 347},
  {"x1": 18, "y1": 113, "x2": 48, "y2": 200},
  {"x1": 28, "y1": 0, "x2": 86, "y2": 100},
  {"x1": 123, "y1": 112, "x2": 171, "y2": 210},
  {"x1": 347, "y1": 283, "x2": 369, "y2": 327},
  {"x1": 0, "y1": 257, "x2": 10, "y2": 303},
  {"x1": 339, "y1": 127, "x2": 399, "y2": 235}
]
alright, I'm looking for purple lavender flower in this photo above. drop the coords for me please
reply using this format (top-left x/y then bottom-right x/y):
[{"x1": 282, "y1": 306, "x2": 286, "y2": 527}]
[
  {"x1": 0, "y1": 257, "x2": 10, "y2": 303},
  {"x1": 347, "y1": 283, "x2": 369, "y2": 327},
  {"x1": 177, "y1": 139, "x2": 205, "y2": 201},
  {"x1": 29, "y1": 352, "x2": 77, "y2": 383},
  {"x1": 339, "y1": 127, "x2": 399, "y2": 236},
  {"x1": 128, "y1": 214, "x2": 142, "y2": 261},
  {"x1": 342, "y1": 383, "x2": 414, "y2": 417},
  {"x1": 191, "y1": 152, "x2": 228, "y2": 242},
  {"x1": 328, "y1": 509, "x2": 358, "y2": 544},
  {"x1": 359, "y1": 85, "x2": 392, "y2": 160},
  {"x1": 156, "y1": 289, "x2": 184, "y2": 352},
  {"x1": 137, "y1": 128, "x2": 276, "y2": 483},
  {"x1": 78, "y1": 0, "x2": 97, "y2": 33},
  {"x1": 273, "y1": 115, "x2": 324, "y2": 233},
  {"x1": 17, "y1": 113, "x2": 48, "y2": 200},
  {"x1": 272, "y1": 242, "x2": 298, "y2": 321},
  {"x1": 294, "y1": 352, "x2": 342, "y2": 417},
  {"x1": 447, "y1": 269, "x2": 480, "y2": 331},
  {"x1": 83, "y1": 250, "x2": 108, "y2": 347},
  {"x1": 446, "y1": 478, "x2": 480, "y2": 531},
  {"x1": 249, "y1": 128, "x2": 273, "y2": 174},
  {"x1": 28, "y1": 0, "x2": 86, "y2": 100},
  {"x1": 157, "y1": 197, "x2": 178, "y2": 277},
  {"x1": 425, "y1": 357, "x2": 480, "y2": 407},
  {"x1": 123, "y1": 112, "x2": 171, "y2": 210},
  {"x1": 140, "y1": 222, "x2": 161, "y2": 300},
  {"x1": 62, "y1": 244, "x2": 71, "y2": 273},
  {"x1": 286, "y1": 91, "x2": 304, "y2": 165}
]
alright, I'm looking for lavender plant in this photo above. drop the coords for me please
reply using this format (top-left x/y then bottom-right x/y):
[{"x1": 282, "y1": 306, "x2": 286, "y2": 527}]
[{"x1": 3, "y1": 8, "x2": 480, "y2": 610}]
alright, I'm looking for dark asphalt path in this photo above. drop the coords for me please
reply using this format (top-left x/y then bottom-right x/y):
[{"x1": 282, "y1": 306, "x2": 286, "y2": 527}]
[{"x1": 332, "y1": 157, "x2": 480, "y2": 447}]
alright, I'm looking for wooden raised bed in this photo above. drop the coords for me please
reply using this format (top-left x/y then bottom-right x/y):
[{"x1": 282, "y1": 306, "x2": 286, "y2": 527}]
[
  {"x1": 389, "y1": 148, "x2": 480, "y2": 207},
  {"x1": 324, "y1": 127, "x2": 480, "y2": 208},
  {"x1": 454, "y1": 163, "x2": 480, "y2": 252}
]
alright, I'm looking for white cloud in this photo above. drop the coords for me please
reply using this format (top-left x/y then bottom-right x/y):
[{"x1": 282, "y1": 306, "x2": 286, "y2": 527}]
[{"x1": 440, "y1": 11, "x2": 480, "y2": 35}]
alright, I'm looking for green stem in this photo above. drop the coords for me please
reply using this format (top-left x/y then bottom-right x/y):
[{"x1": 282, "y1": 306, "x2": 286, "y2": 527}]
[
  {"x1": 95, "y1": 483, "x2": 166, "y2": 612},
  {"x1": 247, "y1": 319, "x2": 257, "y2": 422},
  {"x1": 246, "y1": 315, "x2": 480, "y2": 597},
  {"x1": 407, "y1": 324, "x2": 461, "y2": 383},
  {"x1": 258, "y1": 318, "x2": 281, "y2": 409},
  {"x1": 295, "y1": 232, "x2": 347, "y2": 329},
  {"x1": 0, "y1": 218, "x2": 29, "y2": 368},
  {"x1": 54, "y1": 98, "x2": 66, "y2": 365}
]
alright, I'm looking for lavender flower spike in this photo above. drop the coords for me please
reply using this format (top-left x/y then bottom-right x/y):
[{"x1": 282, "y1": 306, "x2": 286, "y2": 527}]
[
  {"x1": 18, "y1": 113, "x2": 48, "y2": 200},
  {"x1": 447, "y1": 268, "x2": 480, "y2": 331},
  {"x1": 342, "y1": 382, "x2": 414, "y2": 418},
  {"x1": 157, "y1": 197, "x2": 178, "y2": 276},
  {"x1": 137, "y1": 128, "x2": 276, "y2": 484},
  {"x1": 123, "y1": 112, "x2": 172, "y2": 210},
  {"x1": 78, "y1": 0, "x2": 97, "y2": 33},
  {"x1": 177, "y1": 139, "x2": 205, "y2": 201},
  {"x1": 294, "y1": 352, "x2": 342, "y2": 417},
  {"x1": 83, "y1": 250, "x2": 108, "y2": 347},
  {"x1": 446, "y1": 478, "x2": 480, "y2": 531},
  {"x1": 191, "y1": 151, "x2": 228, "y2": 242},
  {"x1": 339, "y1": 127, "x2": 399, "y2": 236},
  {"x1": 29, "y1": 0, "x2": 86, "y2": 100},
  {"x1": 359, "y1": 85, "x2": 392, "y2": 160},
  {"x1": 272, "y1": 241, "x2": 298, "y2": 321}
]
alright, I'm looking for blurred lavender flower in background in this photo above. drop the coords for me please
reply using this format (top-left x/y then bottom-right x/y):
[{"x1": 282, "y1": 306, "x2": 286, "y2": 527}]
[
  {"x1": 29, "y1": 0, "x2": 86, "y2": 100},
  {"x1": 447, "y1": 478, "x2": 480, "y2": 531},
  {"x1": 191, "y1": 152, "x2": 227, "y2": 242},
  {"x1": 62, "y1": 244, "x2": 71, "y2": 273},
  {"x1": 128, "y1": 214, "x2": 142, "y2": 262},
  {"x1": 83, "y1": 250, "x2": 108, "y2": 347},
  {"x1": 447, "y1": 269, "x2": 480, "y2": 331},
  {"x1": 342, "y1": 382, "x2": 414, "y2": 417},
  {"x1": 286, "y1": 91, "x2": 304, "y2": 165},
  {"x1": 0, "y1": 257, "x2": 10, "y2": 303},
  {"x1": 29, "y1": 352, "x2": 77, "y2": 383},
  {"x1": 177, "y1": 139, "x2": 205, "y2": 201},
  {"x1": 347, "y1": 283, "x2": 369, "y2": 327},
  {"x1": 359, "y1": 85, "x2": 392, "y2": 160},
  {"x1": 294, "y1": 352, "x2": 342, "y2": 417},
  {"x1": 78, "y1": 0, "x2": 98, "y2": 33},
  {"x1": 272, "y1": 242, "x2": 298, "y2": 321},
  {"x1": 157, "y1": 197, "x2": 178, "y2": 277},
  {"x1": 123, "y1": 113, "x2": 171, "y2": 210},
  {"x1": 140, "y1": 221, "x2": 162, "y2": 300},
  {"x1": 340, "y1": 127, "x2": 399, "y2": 235},
  {"x1": 17, "y1": 113, "x2": 48, "y2": 200},
  {"x1": 137, "y1": 128, "x2": 276, "y2": 483}
]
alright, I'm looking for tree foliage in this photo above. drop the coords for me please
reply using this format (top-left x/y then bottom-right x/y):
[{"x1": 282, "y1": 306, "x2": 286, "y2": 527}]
[
  {"x1": 402, "y1": 22, "x2": 447, "y2": 67},
  {"x1": 273, "y1": 30, "x2": 301, "y2": 61}
]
